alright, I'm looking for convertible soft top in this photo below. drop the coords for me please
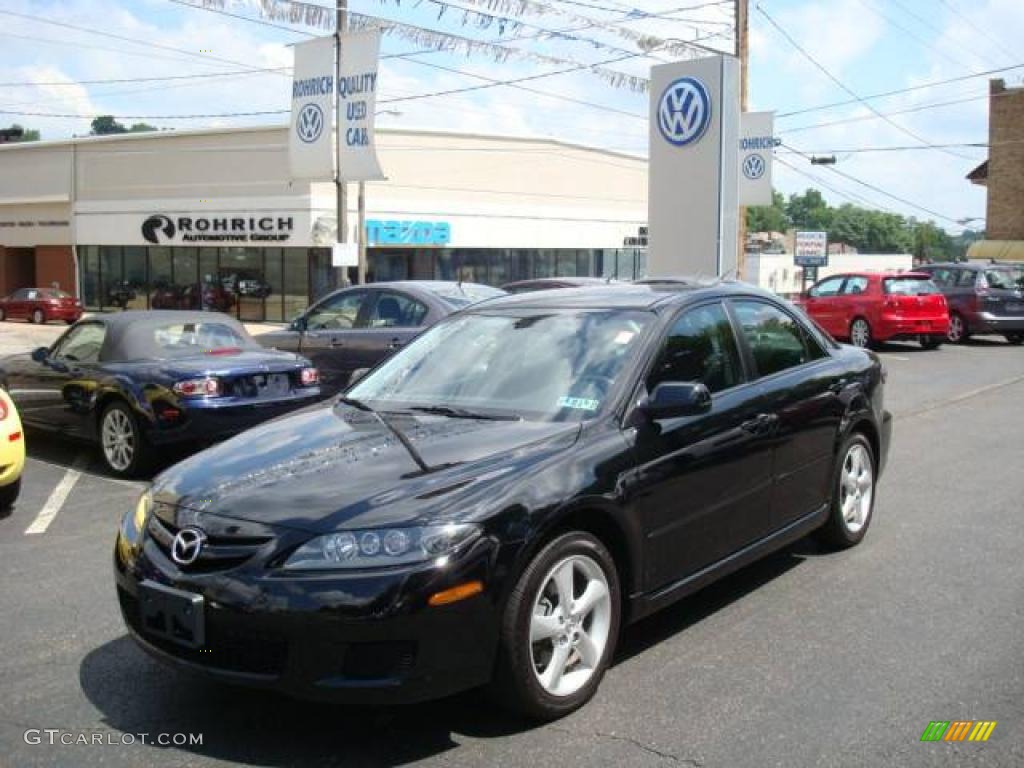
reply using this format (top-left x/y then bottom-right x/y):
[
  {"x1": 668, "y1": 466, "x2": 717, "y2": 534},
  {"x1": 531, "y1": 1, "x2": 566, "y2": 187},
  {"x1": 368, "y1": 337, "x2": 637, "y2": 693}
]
[{"x1": 91, "y1": 310, "x2": 259, "y2": 361}]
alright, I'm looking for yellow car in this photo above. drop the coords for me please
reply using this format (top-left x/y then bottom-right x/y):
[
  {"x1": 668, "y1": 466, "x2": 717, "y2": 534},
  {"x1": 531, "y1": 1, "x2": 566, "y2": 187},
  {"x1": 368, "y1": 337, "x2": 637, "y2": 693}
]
[{"x1": 0, "y1": 388, "x2": 25, "y2": 508}]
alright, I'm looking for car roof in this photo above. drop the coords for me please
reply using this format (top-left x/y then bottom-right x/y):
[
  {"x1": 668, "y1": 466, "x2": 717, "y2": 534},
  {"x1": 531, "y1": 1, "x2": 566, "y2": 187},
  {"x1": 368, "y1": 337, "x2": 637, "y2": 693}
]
[
  {"x1": 501, "y1": 277, "x2": 612, "y2": 289},
  {"x1": 473, "y1": 278, "x2": 781, "y2": 312}
]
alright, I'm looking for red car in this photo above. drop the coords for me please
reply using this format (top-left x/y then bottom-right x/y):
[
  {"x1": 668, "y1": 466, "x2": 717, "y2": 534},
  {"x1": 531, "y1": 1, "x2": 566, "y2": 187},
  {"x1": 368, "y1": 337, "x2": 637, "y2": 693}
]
[
  {"x1": 797, "y1": 272, "x2": 948, "y2": 349},
  {"x1": 0, "y1": 287, "x2": 83, "y2": 325}
]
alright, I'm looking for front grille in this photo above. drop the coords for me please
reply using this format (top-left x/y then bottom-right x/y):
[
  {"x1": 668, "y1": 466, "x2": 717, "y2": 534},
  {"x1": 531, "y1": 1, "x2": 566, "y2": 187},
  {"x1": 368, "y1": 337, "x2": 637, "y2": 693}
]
[
  {"x1": 118, "y1": 586, "x2": 287, "y2": 677},
  {"x1": 147, "y1": 515, "x2": 271, "y2": 573}
]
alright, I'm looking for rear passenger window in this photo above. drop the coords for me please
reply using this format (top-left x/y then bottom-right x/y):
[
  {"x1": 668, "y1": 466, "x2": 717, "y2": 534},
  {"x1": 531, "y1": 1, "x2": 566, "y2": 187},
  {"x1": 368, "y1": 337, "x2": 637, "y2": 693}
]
[
  {"x1": 647, "y1": 303, "x2": 743, "y2": 394},
  {"x1": 957, "y1": 270, "x2": 978, "y2": 287},
  {"x1": 928, "y1": 268, "x2": 953, "y2": 286},
  {"x1": 732, "y1": 301, "x2": 822, "y2": 377},
  {"x1": 368, "y1": 292, "x2": 429, "y2": 328}
]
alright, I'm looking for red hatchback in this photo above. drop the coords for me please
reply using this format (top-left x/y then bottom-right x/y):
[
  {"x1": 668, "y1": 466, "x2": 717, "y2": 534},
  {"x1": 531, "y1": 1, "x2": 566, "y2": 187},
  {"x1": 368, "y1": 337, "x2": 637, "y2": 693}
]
[
  {"x1": 797, "y1": 272, "x2": 949, "y2": 349},
  {"x1": 0, "y1": 287, "x2": 83, "y2": 325}
]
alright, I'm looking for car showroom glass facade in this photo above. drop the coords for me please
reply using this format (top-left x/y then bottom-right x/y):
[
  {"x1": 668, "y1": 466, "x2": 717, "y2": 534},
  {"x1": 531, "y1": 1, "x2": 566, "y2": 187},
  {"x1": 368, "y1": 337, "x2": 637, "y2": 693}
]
[{"x1": 78, "y1": 245, "x2": 647, "y2": 321}]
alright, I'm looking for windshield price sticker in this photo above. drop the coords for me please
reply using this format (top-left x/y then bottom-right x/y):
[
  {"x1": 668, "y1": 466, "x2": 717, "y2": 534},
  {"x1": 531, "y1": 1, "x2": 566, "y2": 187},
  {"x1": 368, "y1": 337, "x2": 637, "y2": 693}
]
[{"x1": 558, "y1": 396, "x2": 600, "y2": 412}]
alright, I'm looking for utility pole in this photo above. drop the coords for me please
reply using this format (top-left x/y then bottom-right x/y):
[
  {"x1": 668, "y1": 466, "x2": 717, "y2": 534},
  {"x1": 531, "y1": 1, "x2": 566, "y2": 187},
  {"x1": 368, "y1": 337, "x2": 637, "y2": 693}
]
[
  {"x1": 335, "y1": 0, "x2": 351, "y2": 286},
  {"x1": 736, "y1": 0, "x2": 749, "y2": 280},
  {"x1": 358, "y1": 181, "x2": 367, "y2": 284}
]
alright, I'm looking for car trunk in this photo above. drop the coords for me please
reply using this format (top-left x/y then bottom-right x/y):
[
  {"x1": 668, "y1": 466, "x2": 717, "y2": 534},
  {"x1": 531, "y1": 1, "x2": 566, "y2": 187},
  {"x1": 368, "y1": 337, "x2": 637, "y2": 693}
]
[
  {"x1": 978, "y1": 269, "x2": 1024, "y2": 317},
  {"x1": 161, "y1": 351, "x2": 308, "y2": 400},
  {"x1": 882, "y1": 277, "x2": 947, "y2": 320}
]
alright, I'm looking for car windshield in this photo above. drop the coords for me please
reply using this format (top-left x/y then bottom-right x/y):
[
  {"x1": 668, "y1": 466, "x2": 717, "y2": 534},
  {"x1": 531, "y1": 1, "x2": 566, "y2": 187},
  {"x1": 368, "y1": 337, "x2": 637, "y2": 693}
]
[
  {"x1": 42, "y1": 289, "x2": 72, "y2": 298},
  {"x1": 883, "y1": 277, "x2": 940, "y2": 295},
  {"x1": 348, "y1": 309, "x2": 654, "y2": 421},
  {"x1": 149, "y1": 322, "x2": 257, "y2": 358},
  {"x1": 427, "y1": 283, "x2": 505, "y2": 308},
  {"x1": 983, "y1": 268, "x2": 1024, "y2": 291}
]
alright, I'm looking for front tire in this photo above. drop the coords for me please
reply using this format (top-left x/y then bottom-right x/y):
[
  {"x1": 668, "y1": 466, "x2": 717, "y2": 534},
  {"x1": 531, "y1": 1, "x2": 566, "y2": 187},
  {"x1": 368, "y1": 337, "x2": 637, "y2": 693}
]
[
  {"x1": 817, "y1": 433, "x2": 876, "y2": 549},
  {"x1": 947, "y1": 313, "x2": 968, "y2": 344},
  {"x1": 1004, "y1": 333, "x2": 1024, "y2": 346},
  {"x1": 31, "y1": 308, "x2": 45, "y2": 325},
  {"x1": 100, "y1": 401, "x2": 149, "y2": 478},
  {"x1": 919, "y1": 335, "x2": 943, "y2": 350},
  {"x1": 492, "y1": 531, "x2": 621, "y2": 720},
  {"x1": 0, "y1": 477, "x2": 21, "y2": 509},
  {"x1": 0, "y1": 307, "x2": 6, "y2": 322},
  {"x1": 849, "y1": 317, "x2": 872, "y2": 349}
]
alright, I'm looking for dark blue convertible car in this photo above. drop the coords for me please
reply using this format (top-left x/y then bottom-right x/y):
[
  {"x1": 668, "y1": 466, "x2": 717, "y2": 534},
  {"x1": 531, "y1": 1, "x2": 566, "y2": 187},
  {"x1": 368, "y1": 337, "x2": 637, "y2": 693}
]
[{"x1": 0, "y1": 311, "x2": 321, "y2": 476}]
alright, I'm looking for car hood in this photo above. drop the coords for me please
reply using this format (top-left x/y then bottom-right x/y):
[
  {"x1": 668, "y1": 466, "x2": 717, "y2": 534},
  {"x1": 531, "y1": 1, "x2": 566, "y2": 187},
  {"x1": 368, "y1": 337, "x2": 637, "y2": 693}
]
[{"x1": 152, "y1": 402, "x2": 580, "y2": 533}]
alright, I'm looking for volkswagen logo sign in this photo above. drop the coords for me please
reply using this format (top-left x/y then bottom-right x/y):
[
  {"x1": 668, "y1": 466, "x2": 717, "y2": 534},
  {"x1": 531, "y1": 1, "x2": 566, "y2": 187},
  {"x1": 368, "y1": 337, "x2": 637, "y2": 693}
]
[
  {"x1": 296, "y1": 103, "x2": 324, "y2": 144},
  {"x1": 171, "y1": 527, "x2": 206, "y2": 566},
  {"x1": 742, "y1": 152, "x2": 766, "y2": 180},
  {"x1": 658, "y1": 77, "x2": 712, "y2": 147},
  {"x1": 141, "y1": 214, "x2": 175, "y2": 245}
]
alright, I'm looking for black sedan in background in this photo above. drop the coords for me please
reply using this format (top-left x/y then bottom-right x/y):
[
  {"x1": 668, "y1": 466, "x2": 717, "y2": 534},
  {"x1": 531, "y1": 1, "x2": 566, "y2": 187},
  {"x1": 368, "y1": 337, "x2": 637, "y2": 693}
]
[
  {"x1": 115, "y1": 282, "x2": 891, "y2": 719},
  {"x1": 259, "y1": 280, "x2": 504, "y2": 394},
  {"x1": 1, "y1": 311, "x2": 320, "y2": 476}
]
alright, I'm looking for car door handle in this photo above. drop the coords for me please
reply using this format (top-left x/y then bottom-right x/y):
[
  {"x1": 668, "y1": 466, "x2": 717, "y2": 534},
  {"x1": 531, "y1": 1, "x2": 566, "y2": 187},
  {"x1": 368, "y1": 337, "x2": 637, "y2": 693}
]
[
  {"x1": 741, "y1": 413, "x2": 778, "y2": 436},
  {"x1": 330, "y1": 338, "x2": 345, "y2": 347},
  {"x1": 387, "y1": 338, "x2": 404, "y2": 350}
]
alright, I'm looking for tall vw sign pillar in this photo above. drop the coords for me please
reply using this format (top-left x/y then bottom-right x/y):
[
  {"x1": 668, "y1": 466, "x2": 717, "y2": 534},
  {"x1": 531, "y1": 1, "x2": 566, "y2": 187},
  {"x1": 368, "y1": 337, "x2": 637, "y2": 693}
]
[{"x1": 648, "y1": 55, "x2": 740, "y2": 278}]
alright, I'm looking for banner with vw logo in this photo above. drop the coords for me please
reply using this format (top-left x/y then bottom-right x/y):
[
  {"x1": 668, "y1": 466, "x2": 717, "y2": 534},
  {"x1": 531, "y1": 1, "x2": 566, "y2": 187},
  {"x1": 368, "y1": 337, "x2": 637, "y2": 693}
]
[
  {"x1": 648, "y1": 55, "x2": 739, "y2": 279},
  {"x1": 290, "y1": 36, "x2": 334, "y2": 180},
  {"x1": 739, "y1": 111, "x2": 774, "y2": 206}
]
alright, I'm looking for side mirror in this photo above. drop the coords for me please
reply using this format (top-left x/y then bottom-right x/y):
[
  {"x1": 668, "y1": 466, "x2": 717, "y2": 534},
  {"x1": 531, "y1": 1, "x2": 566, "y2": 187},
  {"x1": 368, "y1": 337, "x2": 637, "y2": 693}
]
[
  {"x1": 641, "y1": 381, "x2": 712, "y2": 420},
  {"x1": 31, "y1": 346, "x2": 48, "y2": 363},
  {"x1": 347, "y1": 368, "x2": 370, "y2": 386},
  {"x1": 291, "y1": 315, "x2": 308, "y2": 332}
]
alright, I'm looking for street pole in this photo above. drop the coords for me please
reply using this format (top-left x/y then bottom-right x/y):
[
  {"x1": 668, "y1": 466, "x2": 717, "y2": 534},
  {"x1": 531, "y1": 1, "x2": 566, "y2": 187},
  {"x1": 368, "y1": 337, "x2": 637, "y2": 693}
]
[
  {"x1": 358, "y1": 181, "x2": 367, "y2": 284},
  {"x1": 335, "y1": 0, "x2": 350, "y2": 286},
  {"x1": 736, "y1": 0, "x2": 749, "y2": 280}
]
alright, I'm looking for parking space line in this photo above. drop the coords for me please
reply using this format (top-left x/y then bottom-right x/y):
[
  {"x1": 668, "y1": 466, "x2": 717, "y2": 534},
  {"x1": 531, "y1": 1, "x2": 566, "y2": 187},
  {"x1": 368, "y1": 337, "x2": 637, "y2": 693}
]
[
  {"x1": 26, "y1": 455, "x2": 144, "y2": 490},
  {"x1": 24, "y1": 454, "x2": 89, "y2": 535}
]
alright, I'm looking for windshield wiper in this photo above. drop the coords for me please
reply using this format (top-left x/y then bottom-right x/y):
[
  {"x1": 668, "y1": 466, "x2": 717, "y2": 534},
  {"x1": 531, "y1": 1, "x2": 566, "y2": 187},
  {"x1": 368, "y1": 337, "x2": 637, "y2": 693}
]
[
  {"x1": 338, "y1": 396, "x2": 431, "y2": 474},
  {"x1": 409, "y1": 405, "x2": 520, "y2": 421}
]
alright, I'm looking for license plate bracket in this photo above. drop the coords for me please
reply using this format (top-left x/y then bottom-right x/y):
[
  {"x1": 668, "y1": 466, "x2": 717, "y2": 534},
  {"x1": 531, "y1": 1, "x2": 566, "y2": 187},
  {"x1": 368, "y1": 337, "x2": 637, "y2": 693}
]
[{"x1": 138, "y1": 580, "x2": 205, "y2": 649}]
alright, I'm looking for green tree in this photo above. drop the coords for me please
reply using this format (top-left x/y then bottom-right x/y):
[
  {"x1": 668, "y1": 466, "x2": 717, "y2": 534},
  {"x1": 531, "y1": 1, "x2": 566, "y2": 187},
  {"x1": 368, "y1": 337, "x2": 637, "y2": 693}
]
[
  {"x1": 786, "y1": 188, "x2": 832, "y2": 231},
  {"x1": 90, "y1": 115, "x2": 127, "y2": 135},
  {"x1": 0, "y1": 123, "x2": 40, "y2": 141},
  {"x1": 128, "y1": 122, "x2": 157, "y2": 133},
  {"x1": 909, "y1": 220, "x2": 954, "y2": 262},
  {"x1": 746, "y1": 189, "x2": 790, "y2": 232}
]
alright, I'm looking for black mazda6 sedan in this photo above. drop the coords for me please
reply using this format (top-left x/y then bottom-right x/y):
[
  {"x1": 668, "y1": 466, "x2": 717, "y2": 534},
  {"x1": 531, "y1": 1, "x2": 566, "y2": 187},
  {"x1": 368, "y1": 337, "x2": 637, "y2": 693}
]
[{"x1": 114, "y1": 281, "x2": 892, "y2": 719}]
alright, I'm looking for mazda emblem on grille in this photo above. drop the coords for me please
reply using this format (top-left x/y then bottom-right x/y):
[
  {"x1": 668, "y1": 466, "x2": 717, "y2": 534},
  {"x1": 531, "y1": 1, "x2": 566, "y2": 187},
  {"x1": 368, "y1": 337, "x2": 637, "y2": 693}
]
[{"x1": 171, "y1": 527, "x2": 206, "y2": 565}]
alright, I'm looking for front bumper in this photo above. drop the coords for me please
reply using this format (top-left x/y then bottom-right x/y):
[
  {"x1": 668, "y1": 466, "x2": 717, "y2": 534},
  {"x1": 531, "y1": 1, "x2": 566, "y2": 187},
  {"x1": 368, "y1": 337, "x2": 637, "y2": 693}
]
[{"x1": 113, "y1": 515, "x2": 502, "y2": 705}]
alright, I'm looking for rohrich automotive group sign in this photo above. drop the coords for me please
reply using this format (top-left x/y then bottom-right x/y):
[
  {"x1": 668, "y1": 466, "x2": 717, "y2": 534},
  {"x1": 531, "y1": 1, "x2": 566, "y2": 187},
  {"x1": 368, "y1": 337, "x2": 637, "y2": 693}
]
[{"x1": 141, "y1": 214, "x2": 295, "y2": 244}]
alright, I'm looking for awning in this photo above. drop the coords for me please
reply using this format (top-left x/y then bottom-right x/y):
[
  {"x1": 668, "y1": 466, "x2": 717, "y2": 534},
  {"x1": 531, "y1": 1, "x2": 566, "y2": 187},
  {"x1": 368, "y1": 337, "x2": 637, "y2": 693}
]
[{"x1": 967, "y1": 240, "x2": 1024, "y2": 262}]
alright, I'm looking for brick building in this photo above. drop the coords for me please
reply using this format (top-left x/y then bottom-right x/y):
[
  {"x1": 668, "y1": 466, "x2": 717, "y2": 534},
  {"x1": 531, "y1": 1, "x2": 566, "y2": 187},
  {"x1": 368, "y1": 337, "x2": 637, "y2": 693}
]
[{"x1": 967, "y1": 79, "x2": 1024, "y2": 260}]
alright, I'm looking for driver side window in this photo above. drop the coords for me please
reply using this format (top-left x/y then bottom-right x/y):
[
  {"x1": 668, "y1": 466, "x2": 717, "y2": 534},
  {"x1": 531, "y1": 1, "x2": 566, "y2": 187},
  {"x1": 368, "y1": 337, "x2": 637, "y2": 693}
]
[
  {"x1": 54, "y1": 323, "x2": 106, "y2": 363},
  {"x1": 809, "y1": 276, "x2": 845, "y2": 297},
  {"x1": 305, "y1": 290, "x2": 367, "y2": 331},
  {"x1": 647, "y1": 303, "x2": 743, "y2": 394}
]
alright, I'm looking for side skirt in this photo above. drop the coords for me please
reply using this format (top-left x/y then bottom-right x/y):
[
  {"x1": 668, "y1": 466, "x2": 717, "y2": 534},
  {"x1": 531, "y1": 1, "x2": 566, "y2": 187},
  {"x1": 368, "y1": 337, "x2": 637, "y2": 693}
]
[{"x1": 627, "y1": 504, "x2": 829, "y2": 623}]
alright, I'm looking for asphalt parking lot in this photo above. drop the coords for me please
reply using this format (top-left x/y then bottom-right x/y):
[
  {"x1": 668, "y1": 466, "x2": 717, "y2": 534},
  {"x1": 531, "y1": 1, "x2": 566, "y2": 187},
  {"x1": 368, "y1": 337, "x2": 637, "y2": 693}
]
[{"x1": 1, "y1": 331, "x2": 1023, "y2": 768}]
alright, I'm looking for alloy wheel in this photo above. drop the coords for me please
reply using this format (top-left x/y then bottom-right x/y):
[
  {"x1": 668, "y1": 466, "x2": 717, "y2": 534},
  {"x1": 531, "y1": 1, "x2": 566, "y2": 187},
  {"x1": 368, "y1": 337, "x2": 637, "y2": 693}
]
[
  {"x1": 839, "y1": 443, "x2": 873, "y2": 533},
  {"x1": 850, "y1": 319, "x2": 870, "y2": 348},
  {"x1": 529, "y1": 554, "x2": 612, "y2": 698},
  {"x1": 102, "y1": 408, "x2": 135, "y2": 472},
  {"x1": 32, "y1": 309, "x2": 44, "y2": 324},
  {"x1": 947, "y1": 314, "x2": 965, "y2": 343}
]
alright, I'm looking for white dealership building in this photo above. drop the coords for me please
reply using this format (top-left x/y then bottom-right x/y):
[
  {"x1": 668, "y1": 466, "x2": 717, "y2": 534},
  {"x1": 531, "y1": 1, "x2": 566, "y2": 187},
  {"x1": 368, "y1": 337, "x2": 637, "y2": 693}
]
[{"x1": 0, "y1": 125, "x2": 648, "y2": 321}]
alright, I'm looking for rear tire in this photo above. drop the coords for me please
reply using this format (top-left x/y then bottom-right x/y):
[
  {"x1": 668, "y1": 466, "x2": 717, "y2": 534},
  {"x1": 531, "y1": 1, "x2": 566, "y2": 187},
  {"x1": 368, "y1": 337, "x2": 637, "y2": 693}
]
[
  {"x1": 99, "y1": 401, "x2": 150, "y2": 478},
  {"x1": 0, "y1": 477, "x2": 21, "y2": 509},
  {"x1": 1004, "y1": 333, "x2": 1024, "y2": 346},
  {"x1": 0, "y1": 308, "x2": 5, "y2": 322},
  {"x1": 919, "y1": 335, "x2": 943, "y2": 350},
  {"x1": 65, "y1": 319, "x2": 75, "y2": 325},
  {"x1": 816, "y1": 433, "x2": 876, "y2": 549},
  {"x1": 491, "y1": 531, "x2": 621, "y2": 721},
  {"x1": 849, "y1": 317, "x2": 872, "y2": 349},
  {"x1": 947, "y1": 312, "x2": 968, "y2": 344},
  {"x1": 31, "y1": 308, "x2": 45, "y2": 325}
]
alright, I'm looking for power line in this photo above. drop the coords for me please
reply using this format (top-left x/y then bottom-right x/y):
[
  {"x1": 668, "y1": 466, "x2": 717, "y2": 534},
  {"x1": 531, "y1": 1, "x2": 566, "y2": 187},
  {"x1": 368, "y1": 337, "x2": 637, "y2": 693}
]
[
  {"x1": 781, "y1": 142, "x2": 962, "y2": 225},
  {"x1": 936, "y1": 0, "x2": 1017, "y2": 64},
  {"x1": 776, "y1": 62, "x2": 1024, "y2": 119},
  {"x1": 0, "y1": 69, "x2": 290, "y2": 88},
  {"x1": 773, "y1": 154, "x2": 899, "y2": 213},
  {"x1": 756, "y1": 3, "x2": 976, "y2": 162}
]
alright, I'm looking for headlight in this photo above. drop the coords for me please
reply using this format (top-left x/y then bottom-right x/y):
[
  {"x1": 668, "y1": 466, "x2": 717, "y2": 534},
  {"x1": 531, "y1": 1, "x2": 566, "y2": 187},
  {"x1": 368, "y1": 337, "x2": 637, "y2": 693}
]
[{"x1": 283, "y1": 523, "x2": 481, "y2": 570}]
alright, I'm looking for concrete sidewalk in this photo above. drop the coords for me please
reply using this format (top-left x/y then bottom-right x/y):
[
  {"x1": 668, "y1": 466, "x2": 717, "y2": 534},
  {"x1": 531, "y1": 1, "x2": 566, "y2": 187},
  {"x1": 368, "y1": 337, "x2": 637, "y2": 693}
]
[{"x1": 0, "y1": 315, "x2": 283, "y2": 357}]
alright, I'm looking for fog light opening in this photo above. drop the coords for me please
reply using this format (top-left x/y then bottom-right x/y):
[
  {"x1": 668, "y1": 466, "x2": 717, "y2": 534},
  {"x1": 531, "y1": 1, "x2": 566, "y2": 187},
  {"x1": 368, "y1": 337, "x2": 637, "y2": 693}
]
[{"x1": 428, "y1": 580, "x2": 484, "y2": 607}]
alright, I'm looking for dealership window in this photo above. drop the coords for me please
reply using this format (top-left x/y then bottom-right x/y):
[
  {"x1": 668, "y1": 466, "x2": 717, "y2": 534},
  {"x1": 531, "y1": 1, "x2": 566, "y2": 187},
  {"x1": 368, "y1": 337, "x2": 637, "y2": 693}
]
[{"x1": 80, "y1": 246, "x2": 99, "y2": 307}]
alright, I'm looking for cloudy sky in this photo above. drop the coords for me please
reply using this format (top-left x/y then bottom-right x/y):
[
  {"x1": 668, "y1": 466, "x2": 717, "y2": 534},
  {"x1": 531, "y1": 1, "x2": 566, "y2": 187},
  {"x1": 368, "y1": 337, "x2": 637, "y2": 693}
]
[{"x1": 1, "y1": 0, "x2": 1019, "y2": 232}]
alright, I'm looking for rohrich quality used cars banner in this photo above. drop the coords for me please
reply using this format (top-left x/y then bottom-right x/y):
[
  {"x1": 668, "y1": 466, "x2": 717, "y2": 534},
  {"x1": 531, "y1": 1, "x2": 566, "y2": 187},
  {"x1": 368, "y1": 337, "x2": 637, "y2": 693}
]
[
  {"x1": 337, "y1": 30, "x2": 385, "y2": 182},
  {"x1": 290, "y1": 35, "x2": 335, "y2": 180}
]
